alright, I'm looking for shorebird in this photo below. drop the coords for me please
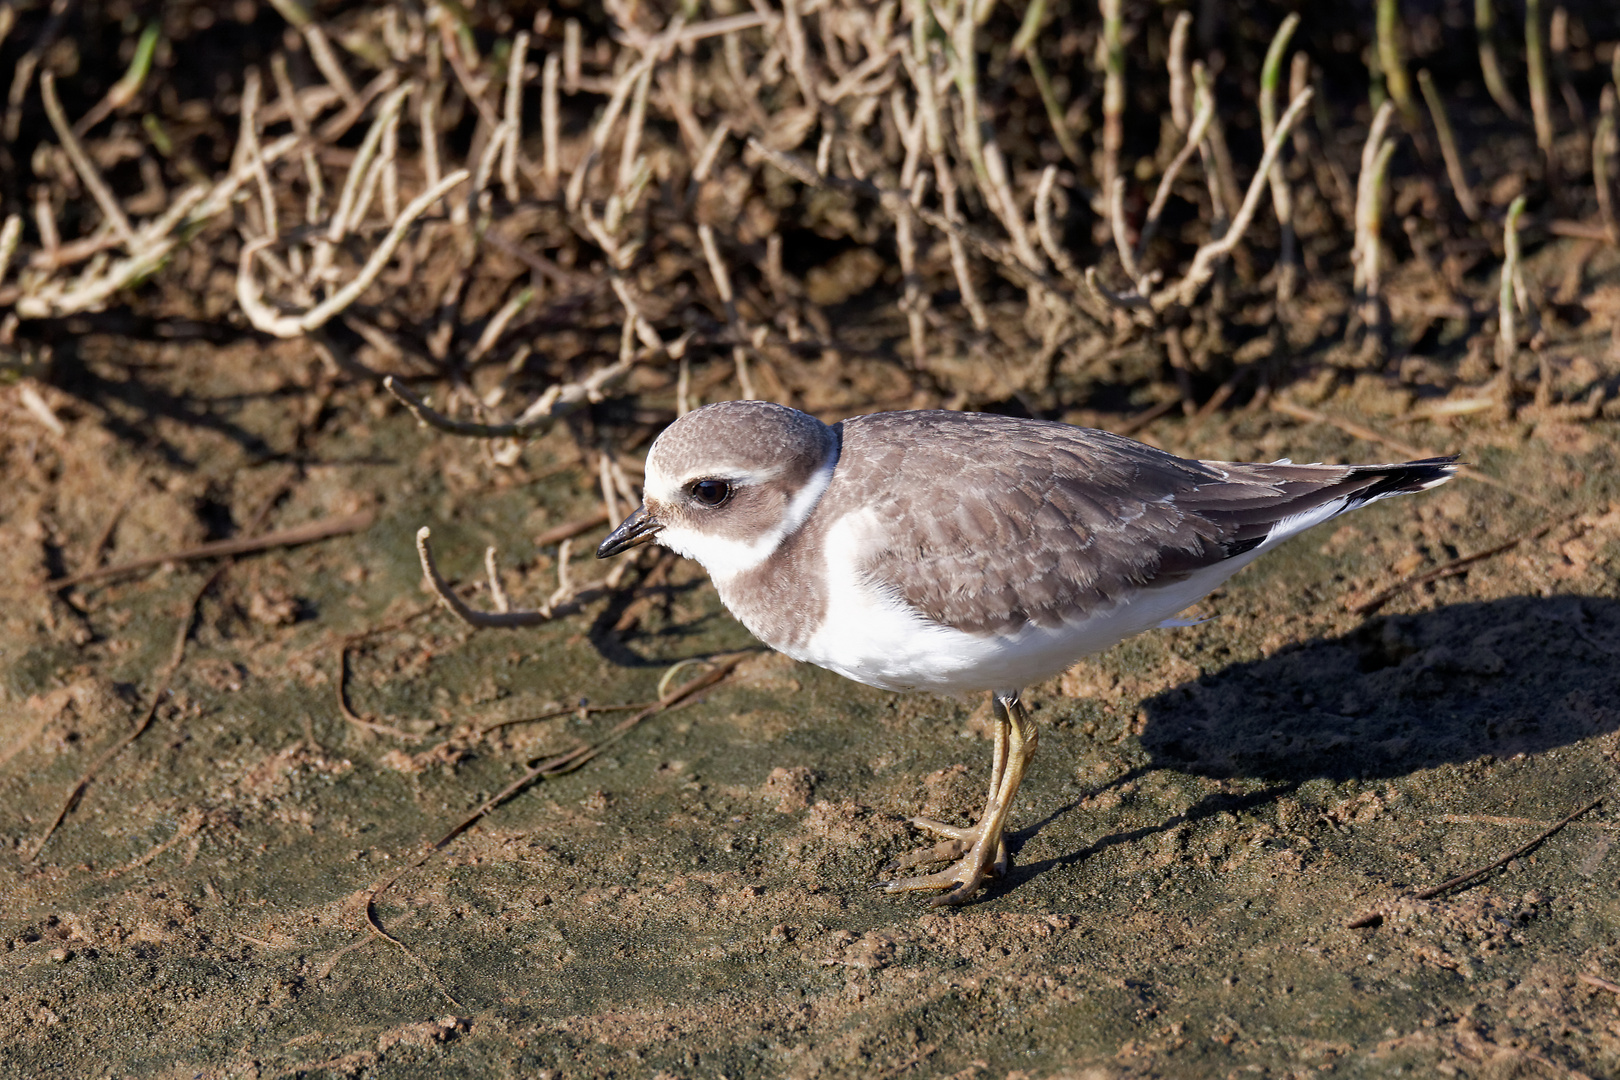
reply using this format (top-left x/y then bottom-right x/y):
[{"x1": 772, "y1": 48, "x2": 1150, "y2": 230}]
[{"x1": 598, "y1": 401, "x2": 1455, "y2": 904}]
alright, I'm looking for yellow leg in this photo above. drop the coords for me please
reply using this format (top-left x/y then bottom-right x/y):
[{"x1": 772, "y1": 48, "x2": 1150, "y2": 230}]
[{"x1": 879, "y1": 690, "x2": 1039, "y2": 905}]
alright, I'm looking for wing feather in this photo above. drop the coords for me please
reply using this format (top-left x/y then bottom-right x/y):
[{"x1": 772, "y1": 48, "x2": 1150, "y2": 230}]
[{"x1": 826, "y1": 412, "x2": 1453, "y2": 636}]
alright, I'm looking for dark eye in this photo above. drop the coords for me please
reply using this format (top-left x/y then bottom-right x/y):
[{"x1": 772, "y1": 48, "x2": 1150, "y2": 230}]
[{"x1": 689, "y1": 479, "x2": 732, "y2": 507}]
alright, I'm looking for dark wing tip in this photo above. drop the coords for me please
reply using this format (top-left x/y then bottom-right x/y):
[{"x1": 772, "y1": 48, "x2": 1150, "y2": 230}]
[{"x1": 1350, "y1": 456, "x2": 1459, "y2": 501}]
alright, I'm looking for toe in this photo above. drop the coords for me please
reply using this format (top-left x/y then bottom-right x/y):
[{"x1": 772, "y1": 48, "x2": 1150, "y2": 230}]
[
  {"x1": 927, "y1": 879, "x2": 983, "y2": 907},
  {"x1": 907, "y1": 816, "x2": 980, "y2": 842},
  {"x1": 878, "y1": 866, "x2": 971, "y2": 894},
  {"x1": 883, "y1": 838, "x2": 969, "y2": 873}
]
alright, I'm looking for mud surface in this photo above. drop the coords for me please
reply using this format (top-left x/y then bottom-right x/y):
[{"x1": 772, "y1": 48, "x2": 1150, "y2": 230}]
[{"x1": 3, "y1": 325, "x2": 1619, "y2": 1080}]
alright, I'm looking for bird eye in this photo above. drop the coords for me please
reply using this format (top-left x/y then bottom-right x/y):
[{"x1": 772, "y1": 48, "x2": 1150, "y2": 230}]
[{"x1": 689, "y1": 479, "x2": 732, "y2": 507}]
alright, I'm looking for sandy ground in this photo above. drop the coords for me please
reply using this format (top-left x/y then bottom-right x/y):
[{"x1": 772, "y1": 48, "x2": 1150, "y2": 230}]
[{"x1": 2, "y1": 324, "x2": 1620, "y2": 1080}]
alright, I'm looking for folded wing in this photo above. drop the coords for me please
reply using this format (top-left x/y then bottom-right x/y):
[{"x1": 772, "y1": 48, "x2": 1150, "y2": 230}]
[{"x1": 837, "y1": 411, "x2": 1454, "y2": 636}]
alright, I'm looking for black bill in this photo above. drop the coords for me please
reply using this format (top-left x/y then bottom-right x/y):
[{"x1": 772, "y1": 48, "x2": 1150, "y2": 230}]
[{"x1": 596, "y1": 504, "x2": 662, "y2": 558}]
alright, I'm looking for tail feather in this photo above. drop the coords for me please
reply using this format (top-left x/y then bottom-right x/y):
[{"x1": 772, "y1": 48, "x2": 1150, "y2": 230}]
[
  {"x1": 1190, "y1": 455, "x2": 1459, "y2": 559},
  {"x1": 1344, "y1": 456, "x2": 1459, "y2": 504}
]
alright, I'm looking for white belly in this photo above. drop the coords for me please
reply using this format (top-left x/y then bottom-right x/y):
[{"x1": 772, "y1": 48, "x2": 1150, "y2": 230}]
[{"x1": 765, "y1": 512, "x2": 1268, "y2": 695}]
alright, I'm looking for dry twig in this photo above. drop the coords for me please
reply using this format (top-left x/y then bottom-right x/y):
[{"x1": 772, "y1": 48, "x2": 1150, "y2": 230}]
[
  {"x1": 41, "y1": 512, "x2": 375, "y2": 590},
  {"x1": 1347, "y1": 511, "x2": 1582, "y2": 615},
  {"x1": 1579, "y1": 974, "x2": 1620, "y2": 995},
  {"x1": 1347, "y1": 796, "x2": 1604, "y2": 927}
]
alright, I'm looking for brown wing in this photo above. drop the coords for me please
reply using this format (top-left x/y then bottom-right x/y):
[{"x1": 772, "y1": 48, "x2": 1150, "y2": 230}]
[{"x1": 832, "y1": 411, "x2": 1453, "y2": 636}]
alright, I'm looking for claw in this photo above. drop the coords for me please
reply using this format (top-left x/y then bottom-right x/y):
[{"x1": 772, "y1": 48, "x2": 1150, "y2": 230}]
[
  {"x1": 877, "y1": 816, "x2": 1013, "y2": 904},
  {"x1": 878, "y1": 855, "x2": 995, "y2": 906}
]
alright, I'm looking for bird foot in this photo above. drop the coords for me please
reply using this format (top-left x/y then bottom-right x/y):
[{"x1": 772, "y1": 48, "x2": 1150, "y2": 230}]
[{"x1": 877, "y1": 816, "x2": 1008, "y2": 906}]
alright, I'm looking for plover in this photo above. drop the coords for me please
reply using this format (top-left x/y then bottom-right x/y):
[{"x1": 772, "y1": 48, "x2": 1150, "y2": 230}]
[{"x1": 597, "y1": 402, "x2": 1455, "y2": 905}]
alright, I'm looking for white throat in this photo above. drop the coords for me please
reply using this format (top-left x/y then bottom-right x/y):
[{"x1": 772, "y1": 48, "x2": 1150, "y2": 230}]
[{"x1": 657, "y1": 443, "x2": 839, "y2": 583}]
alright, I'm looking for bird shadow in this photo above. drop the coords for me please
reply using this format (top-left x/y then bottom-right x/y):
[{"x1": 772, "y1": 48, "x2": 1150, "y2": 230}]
[{"x1": 1003, "y1": 594, "x2": 1620, "y2": 896}]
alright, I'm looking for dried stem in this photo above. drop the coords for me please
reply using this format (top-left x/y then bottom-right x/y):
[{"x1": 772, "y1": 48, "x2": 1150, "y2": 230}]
[
  {"x1": 43, "y1": 513, "x2": 374, "y2": 590},
  {"x1": 39, "y1": 72, "x2": 136, "y2": 246},
  {"x1": 1476, "y1": 0, "x2": 1522, "y2": 118},
  {"x1": 564, "y1": 19, "x2": 581, "y2": 92},
  {"x1": 1099, "y1": 0, "x2": 1125, "y2": 198},
  {"x1": 329, "y1": 85, "x2": 411, "y2": 245},
  {"x1": 1168, "y1": 12, "x2": 1192, "y2": 133},
  {"x1": 0, "y1": 214, "x2": 22, "y2": 288},
  {"x1": 1358, "y1": 138, "x2": 1398, "y2": 350},
  {"x1": 1289, "y1": 53, "x2": 1313, "y2": 158},
  {"x1": 1011, "y1": 0, "x2": 1080, "y2": 163},
  {"x1": 1085, "y1": 266, "x2": 1152, "y2": 314},
  {"x1": 780, "y1": 0, "x2": 820, "y2": 114},
  {"x1": 983, "y1": 136, "x2": 1043, "y2": 276},
  {"x1": 15, "y1": 131, "x2": 303, "y2": 318},
  {"x1": 416, "y1": 529, "x2": 567, "y2": 627},
  {"x1": 1164, "y1": 87, "x2": 1315, "y2": 310},
  {"x1": 240, "y1": 170, "x2": 469, "y2": 338},
  {"x1": 896, "y1": 129, "x2": 931, "y2": 365},
  {"x1": 1346, "y1": 796, "x2": 1604, "y2": 926},
  {"x1": 1198, "y1": 69, "x2": 1243, "y2": 224},
  {"x1": 542, "y1": 52, "x2": 560, "y2": 184},
  {"x1": 467, "y1": 288, "x2": 534, "y2": 364},
  {"x1": 1597, "y1": 86, "x2": 1617, "y2": 244},
  {"x1": 1525, "y1": 0, "x2": 1554, "y2": 172},
  {"x1": 566, "y1": 49, "x2": 656, "y2": 212},
  {"x1": 1375, "y1": 0, "x2": 1418, "y2": 130},
  {"x1": 1417, "y1": 69, "x2": 1481, "y2": 220},
  {"x1": 1260, "y1": 14, "x2": 1300, "y2": 302},
  {"x1": 692, "y1": 121, "x2": 730, "y2": 185},
  {"x1": 1353, "y1": 101, "x2": 1398, "y2": 302},
  {"x1": 1549, "y1": 7, "x2": 1586, "y2": 142},
  {"x1": 501, "y1": 31, "x2": 529, "y2": 204},
  {"x1": 619, "y1": 66, "x2": 651, "y2": 192},
  {"x1": 1191, "y1": 65, "x2": 1234, "y2": 232},
  {"x1": 1498, "y1": 193, "x2": 1527, "y2": 373},
  {"x1": 1110, "y1": 178, "x2": 1140, "y2": 284},
  {"x1": 1035, "y1": 167, "x2": 1082, "y2": 292},
  {"x1": 270, "y1": 52, "x2": 325, "y2": 224},
  {"x1": 698, "y1": 223, "x2": 758, "y2": 400},
  {"x1": 239, "y1": 69, "x2": 279, "y2": 241},
  {"x1": 950, "y1": 1, "x2": 988, "y2": 191},
  {"x1": 934, "y1": 151, "x2": 990, "y2": 331},
  {"x1": 383, "y1": 354, "x2": 636, "y2": 440}
]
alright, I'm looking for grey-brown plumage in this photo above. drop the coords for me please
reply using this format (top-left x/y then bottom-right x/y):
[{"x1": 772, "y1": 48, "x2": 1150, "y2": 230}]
[{"x1": 817, "y1": 410, "x2": 1453, "y2": 636}]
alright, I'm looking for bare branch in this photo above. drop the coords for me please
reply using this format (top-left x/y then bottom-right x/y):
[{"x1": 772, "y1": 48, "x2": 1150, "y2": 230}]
[
  {"x1": 1134, "y1": 90, "x2": 1215, "y2": 267},
  {"x1": 416, "y1": 528, "x2": 555, "y2": 627},
  {"x1": 39, "y1": 72, "x2": 135, "y2": 246},
  {"x1": 383, "y1": 353, "x2": 635, "y2": 439},
  {"x1": 239, "y1": 170, "x2": 470, "y2": 337},
  {"x1": 0, "y1": 214, "x2": 21, "y2": 288},
  {"x1": 1167, "y1": 11, "x2": 1193, "y2": 132},
  {"x1": 1110, "y1": 178, "x2": 1140, "y2": 283},
  {"x1": 1162, "y1": 87, "x2": 1314, "y2": 310}
]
